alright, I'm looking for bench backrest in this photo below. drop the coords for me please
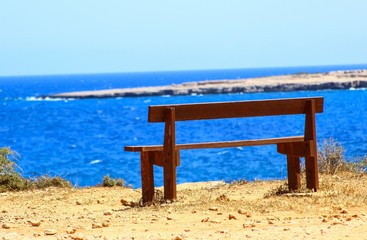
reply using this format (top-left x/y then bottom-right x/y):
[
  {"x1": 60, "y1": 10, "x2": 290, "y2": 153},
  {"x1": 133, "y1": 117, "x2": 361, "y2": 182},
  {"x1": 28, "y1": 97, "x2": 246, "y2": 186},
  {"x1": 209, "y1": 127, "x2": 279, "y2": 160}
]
[{"x1": 148, "y1": 97, "x2": 324, "y2": 122}]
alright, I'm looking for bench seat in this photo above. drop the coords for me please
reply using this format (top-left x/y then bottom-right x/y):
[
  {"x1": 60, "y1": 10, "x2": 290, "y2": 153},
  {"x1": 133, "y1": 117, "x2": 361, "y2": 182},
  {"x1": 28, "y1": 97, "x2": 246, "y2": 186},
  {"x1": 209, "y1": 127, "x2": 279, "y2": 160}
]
[{"x1": 125, "y1": 136, "x2": 305, "y2": 152}]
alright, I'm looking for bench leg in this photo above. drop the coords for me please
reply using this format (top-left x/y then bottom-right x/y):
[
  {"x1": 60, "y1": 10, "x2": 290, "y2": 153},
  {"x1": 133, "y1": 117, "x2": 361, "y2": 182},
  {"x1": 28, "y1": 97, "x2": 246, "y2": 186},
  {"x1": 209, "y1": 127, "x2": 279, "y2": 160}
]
[
  {"x1": 305, "y1": 156, "x2": 319, "y2": 191},
  {"x1": 141, "y1": 152, "x2": 154, "y2": 203},
  {"x1": 287, "y1": 155, "x2": 301, "y2": 191},
  {"x1": 163, "y1": 154, "x2": 177, "y2": 201}
]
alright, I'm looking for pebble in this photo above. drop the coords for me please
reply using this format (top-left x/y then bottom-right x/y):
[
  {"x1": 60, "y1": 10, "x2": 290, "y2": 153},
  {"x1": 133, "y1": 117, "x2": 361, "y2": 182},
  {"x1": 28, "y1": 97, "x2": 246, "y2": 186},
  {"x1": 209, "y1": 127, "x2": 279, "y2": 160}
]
[
  {"x1": 209, "y1": 207, "x2": 218, "y2": 211},
  {"x1": 104, "y1": 211, "x2": 113, "y2": 216},
  {"x1": 2, "y1": 223, "x2": 11, "y2": 229},
  {"x1": 92, "y1": 223, "x2": 103, "y2": 228},
  {"x1": 229, "y1": 214, "x2": 237, "y2": 220},
  {"x1": 70, "y1": 234, "x2": 87, "y2": 240},
  {"x1": 44, "y1": 229, "x2": 57, "y2": 235},
  {"x1": 66, "y1": 227, "x2": 77, "y2": 234},
  {"x1": 29, "y1": 220, "x2": 41, "y2": 227},
  {"x1": 102, "y1": 221, "x2": 110, "y2": 227},
  {"x1": 121, "y1": 199, "x2": 134, "y2": 207}
]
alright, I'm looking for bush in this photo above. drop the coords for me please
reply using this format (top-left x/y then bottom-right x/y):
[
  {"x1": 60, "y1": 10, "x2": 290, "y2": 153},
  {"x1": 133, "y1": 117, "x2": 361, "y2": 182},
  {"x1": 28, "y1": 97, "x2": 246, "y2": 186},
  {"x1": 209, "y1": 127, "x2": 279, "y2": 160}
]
[
  {"x1": 318, "y1": 138, "x2": 367, "y2": 174},
  {"x1": 101, "y1": 175, "x2": 126, "y2": 187},
  {"x1": 0, "y1": 147, "x2": 71, "y2": 192}
]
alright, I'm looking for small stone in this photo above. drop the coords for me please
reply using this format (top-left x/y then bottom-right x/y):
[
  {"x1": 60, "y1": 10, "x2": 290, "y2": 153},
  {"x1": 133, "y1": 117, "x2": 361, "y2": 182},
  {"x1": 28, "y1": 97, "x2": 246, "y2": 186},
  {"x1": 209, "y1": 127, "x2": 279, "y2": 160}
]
[
  {"x1": 29, "y1": 220, "x2": 41, "y2": 227},
  {"x1": 238, "y1": 209, "x2": 251, "y2": 217},
  {"x1": 2, "y1": 210, "x2": 8, "y2": 213},
  {"x1": 70, "y1": 234, "x2": 87, "y2": 240},
  {"x1": 66, "y1": 227, "x2": 77, "y2": 234},
  {"x1": 44, "y1": 229, "x2": 57, "y2": 235},
  {"x1": 209, "y1": 207, "x2": 218, "y2": 211},
  {"x1": 174, "y1": 236, "x2": 183, "y2": 240},
  {"x1": 104, "y1": 211, "x2": 113, "y2": 216},
  {"x1": 167, "y1": 216, "x2": 173, "y2": 220},
  {"x1": 201, "y1": 217, "x2": 209, "y2": 222},
  {"x1": 76, "y1": 200, "x2": 83, "y2": 205},
  {"x1": 229, "y1": 214, "x2": 237, "y2": 220},
  {"x1": 340, "y1": 209, "x2": 348, "y2": 214},
  {"x1": 2, "y1": 223, "x2": 10, "y2": 229},
  {"x1": 102, "y1": 221, "x2": 110, "y2": 227},
  {"x1": 92, "y1": 223, "x2": 103, "y2": 228},
  {"x1": 121, "y1": 199, "x2": 133, "y2": 207}
]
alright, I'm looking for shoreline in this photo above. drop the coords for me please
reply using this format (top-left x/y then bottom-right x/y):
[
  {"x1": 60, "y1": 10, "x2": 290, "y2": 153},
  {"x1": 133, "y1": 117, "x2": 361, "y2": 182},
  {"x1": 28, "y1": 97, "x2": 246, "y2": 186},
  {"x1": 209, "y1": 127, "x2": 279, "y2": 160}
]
[{"x1": 45, "y1": 69, "x2": 367, "y2": 99}]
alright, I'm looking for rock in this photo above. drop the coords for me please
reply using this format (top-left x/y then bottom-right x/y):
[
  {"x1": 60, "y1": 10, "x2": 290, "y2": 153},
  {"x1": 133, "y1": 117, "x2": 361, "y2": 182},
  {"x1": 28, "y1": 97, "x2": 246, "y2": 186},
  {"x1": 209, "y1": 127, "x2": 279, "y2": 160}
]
[
  {"x1": 167, "y1": 216, "x2": 173, "y2": 220},
  {"x1": 2, "y1": 223, "x2": 11, "y2": 229},
  {"x1": 340, "y1": 209, "x2": 348, "y2": 214},
  {"x1": 104, "y1": 211, "x2": 113, "y2": 216},
  {"x1": 70, "y1": 234, "x2": 87, "y2": 240},
  {"x1": 66, "y1": 227, "x2": 77, "y2": 234},
  {"x1": 76, "y1": 200, "x2": 83, "y2": 205},
  {"x1": 209, "y1": 207, "x2": 218, "y2": 211},
  {"x1": 92, "y1": 223, "x2": 103, "y2": 228},
  {"x1": 238, "y1": 209, "x2": 252, "y2": 217},
  {"x1": 102, "y1": 221, "x2": 110, "y2": 227},
  {"x1": 121, "y1": 199, "x2": 134, "y2": 207},
  {"x1": 44, "y1": 229, "x2": 57, "y2": 235},
  {"x1": 29, "y1": 219, "x2": 41, "y2": 227},
  {"x1": 229, "y1": 214, "x2": 237, "y2": 220}
]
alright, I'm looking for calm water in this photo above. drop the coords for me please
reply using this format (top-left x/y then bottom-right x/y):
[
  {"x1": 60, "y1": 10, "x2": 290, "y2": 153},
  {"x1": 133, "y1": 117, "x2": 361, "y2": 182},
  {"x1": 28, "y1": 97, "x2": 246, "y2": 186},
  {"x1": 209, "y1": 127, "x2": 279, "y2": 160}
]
[{"x1": 1, "y1": 65, "x2": 366, "y2": 187}]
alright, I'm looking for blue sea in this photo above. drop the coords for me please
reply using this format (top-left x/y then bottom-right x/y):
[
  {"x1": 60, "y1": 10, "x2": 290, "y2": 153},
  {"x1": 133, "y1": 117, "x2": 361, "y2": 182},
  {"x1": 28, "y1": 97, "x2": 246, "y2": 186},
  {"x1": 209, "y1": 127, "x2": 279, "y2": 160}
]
[{"x1": 1, "y1": 64, "x2": 367, "y2": 188}]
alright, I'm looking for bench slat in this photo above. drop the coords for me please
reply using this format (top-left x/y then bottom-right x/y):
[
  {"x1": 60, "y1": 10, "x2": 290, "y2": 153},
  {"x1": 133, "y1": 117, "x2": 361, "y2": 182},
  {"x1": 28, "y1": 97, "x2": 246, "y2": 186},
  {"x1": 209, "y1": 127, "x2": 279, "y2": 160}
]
[
  {"x1": 148, "y1": 97, "x2": 324, "y2": 122},
  {"x1": 124, "y1": 136, "x2": 305, "y2": 152}
]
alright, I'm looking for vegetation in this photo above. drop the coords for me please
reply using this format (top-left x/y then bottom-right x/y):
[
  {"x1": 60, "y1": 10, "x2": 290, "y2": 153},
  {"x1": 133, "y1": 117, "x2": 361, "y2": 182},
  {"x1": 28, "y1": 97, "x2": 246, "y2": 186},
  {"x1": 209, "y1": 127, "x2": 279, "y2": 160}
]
[
  {"x1": 100, "y1": 175, "x2": 127, "y2": 187},
  {"x1": 0, "y1": 147, "x2": 71, "y2": 192},
  {"x1": 318, "y1": 138, "x2": 367, "y2": 175}
]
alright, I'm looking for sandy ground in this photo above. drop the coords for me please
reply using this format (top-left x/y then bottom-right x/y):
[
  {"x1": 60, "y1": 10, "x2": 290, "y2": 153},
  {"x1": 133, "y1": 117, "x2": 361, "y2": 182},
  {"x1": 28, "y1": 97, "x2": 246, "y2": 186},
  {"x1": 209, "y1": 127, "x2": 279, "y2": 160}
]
[{"x1": 1, "y1": 173, "x2": 367, "y2": 240}]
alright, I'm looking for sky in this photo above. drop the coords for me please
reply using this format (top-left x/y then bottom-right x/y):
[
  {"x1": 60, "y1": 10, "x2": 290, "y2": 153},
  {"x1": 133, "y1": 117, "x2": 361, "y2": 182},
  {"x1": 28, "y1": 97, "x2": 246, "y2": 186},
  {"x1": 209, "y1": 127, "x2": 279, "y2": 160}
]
[{"x1": 0, "y1": 0, "x2": 367, "y2": 76}]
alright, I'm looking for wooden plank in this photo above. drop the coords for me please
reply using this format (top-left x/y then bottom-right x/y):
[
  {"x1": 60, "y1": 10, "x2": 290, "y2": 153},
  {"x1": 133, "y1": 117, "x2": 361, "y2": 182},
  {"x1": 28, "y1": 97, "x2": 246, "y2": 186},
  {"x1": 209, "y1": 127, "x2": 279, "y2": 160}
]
[
  {"x1": 287, "y1": 156, "x2": 301, "y2": 191},
  {"x1": 304, "y1": 100, "x2": 319, "y2": 191},
  {"x1": 277, "y1": 140, "x2": 316, "y2": 157},
  {"x1": 176, "y1": 136, "x2": 305, "y2": 150},
  {"x1": 148, "y1": 97, "x2": 324, "y2": 122},
  {"x1": 163, "y1": 107, "x2": 177, "y2": 200},
  {"x1": 125, "y1": 136, "x2": 305, "y2": 152},
  {"x1": 150, "y1": 150, "x2": 180, "y2": 167},
  {"x1": 140, "y1": 152, "x2": 154, "y2": 203}
]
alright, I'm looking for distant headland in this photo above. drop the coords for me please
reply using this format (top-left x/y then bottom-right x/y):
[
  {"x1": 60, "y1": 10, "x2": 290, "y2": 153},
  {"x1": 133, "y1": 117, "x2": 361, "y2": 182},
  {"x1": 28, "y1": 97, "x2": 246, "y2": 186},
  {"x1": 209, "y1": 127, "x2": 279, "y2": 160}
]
[{"x1": 44, "y1": 69, "x2": 367, "y2": 99}]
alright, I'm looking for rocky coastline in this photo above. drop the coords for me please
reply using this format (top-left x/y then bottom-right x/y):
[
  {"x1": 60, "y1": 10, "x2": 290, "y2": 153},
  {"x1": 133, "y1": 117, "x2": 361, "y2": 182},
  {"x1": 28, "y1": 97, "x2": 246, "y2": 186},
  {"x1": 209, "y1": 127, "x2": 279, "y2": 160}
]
[{"x1": 45, "y1": 69, "x2": 367, "y2": 99}]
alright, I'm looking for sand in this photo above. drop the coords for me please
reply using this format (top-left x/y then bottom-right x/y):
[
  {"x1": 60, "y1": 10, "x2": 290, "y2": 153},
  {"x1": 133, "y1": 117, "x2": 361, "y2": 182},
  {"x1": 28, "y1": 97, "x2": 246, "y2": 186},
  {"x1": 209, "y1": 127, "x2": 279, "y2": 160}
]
[{"x1": 1, "y1": 173, "x2": 367, "y2": 240}]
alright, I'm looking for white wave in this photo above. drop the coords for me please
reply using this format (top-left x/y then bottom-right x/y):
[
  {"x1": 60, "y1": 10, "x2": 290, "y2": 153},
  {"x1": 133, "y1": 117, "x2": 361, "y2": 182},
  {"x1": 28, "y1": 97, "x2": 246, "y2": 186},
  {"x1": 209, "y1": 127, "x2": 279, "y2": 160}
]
[
  {"x1": 25, "y1": 96, "x2": 75, "y2": 102},
  {"x1": 217, "y1": 150, "x2": 228, "y2": 155},
  {"x1": 349, "y1": 87, "x2": 366, "y2": 91},
  {"x1": 144, "y1": 99, "x2": 151, "y2": 103},
  {"x1": 89, "y1": 159, "x2": 102, "y2": 164}
]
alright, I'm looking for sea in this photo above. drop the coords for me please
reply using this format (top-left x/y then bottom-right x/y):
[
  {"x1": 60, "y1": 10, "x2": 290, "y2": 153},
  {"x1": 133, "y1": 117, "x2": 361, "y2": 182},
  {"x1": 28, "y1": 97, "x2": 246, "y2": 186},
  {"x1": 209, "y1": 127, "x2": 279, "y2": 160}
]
[{"x1": 1, "y1": 64, "x2": 367, "y2": 188}]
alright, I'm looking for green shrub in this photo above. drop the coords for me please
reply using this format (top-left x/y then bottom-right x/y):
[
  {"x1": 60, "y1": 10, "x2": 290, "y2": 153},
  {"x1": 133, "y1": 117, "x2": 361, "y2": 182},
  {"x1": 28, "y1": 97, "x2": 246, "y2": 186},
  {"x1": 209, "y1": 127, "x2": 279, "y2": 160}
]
[
  {"x1": 0, "y1": 147, "x2": 71, "y2": 192},
  {"x1": 318, "y1": 138, "x2": 367, "y2": 174},
  {"x1": 101, "y1": 175, "x2": 126, "y2": 187}
]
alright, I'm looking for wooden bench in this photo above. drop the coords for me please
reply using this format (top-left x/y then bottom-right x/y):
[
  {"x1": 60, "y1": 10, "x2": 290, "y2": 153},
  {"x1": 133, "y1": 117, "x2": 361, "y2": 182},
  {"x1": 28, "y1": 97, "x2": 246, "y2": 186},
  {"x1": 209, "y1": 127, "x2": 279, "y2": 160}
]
[{"x1": 124, "y1": 97, "x2": 324, "y2": 203}]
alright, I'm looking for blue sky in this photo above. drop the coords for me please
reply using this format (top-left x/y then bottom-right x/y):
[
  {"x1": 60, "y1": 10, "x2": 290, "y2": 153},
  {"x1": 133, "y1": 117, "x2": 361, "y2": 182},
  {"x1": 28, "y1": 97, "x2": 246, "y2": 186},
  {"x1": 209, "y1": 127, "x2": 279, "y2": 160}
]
[{"x1": 1, "y1": 0, "x2": 366, "y2": 76}]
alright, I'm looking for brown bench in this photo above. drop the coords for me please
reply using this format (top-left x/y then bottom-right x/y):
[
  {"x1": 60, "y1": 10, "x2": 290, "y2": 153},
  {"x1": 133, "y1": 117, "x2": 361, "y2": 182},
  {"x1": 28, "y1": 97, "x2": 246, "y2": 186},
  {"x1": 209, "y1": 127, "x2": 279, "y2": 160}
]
[{"x1": 125, "y1": 97, "x2": 324, "y2": 203}]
